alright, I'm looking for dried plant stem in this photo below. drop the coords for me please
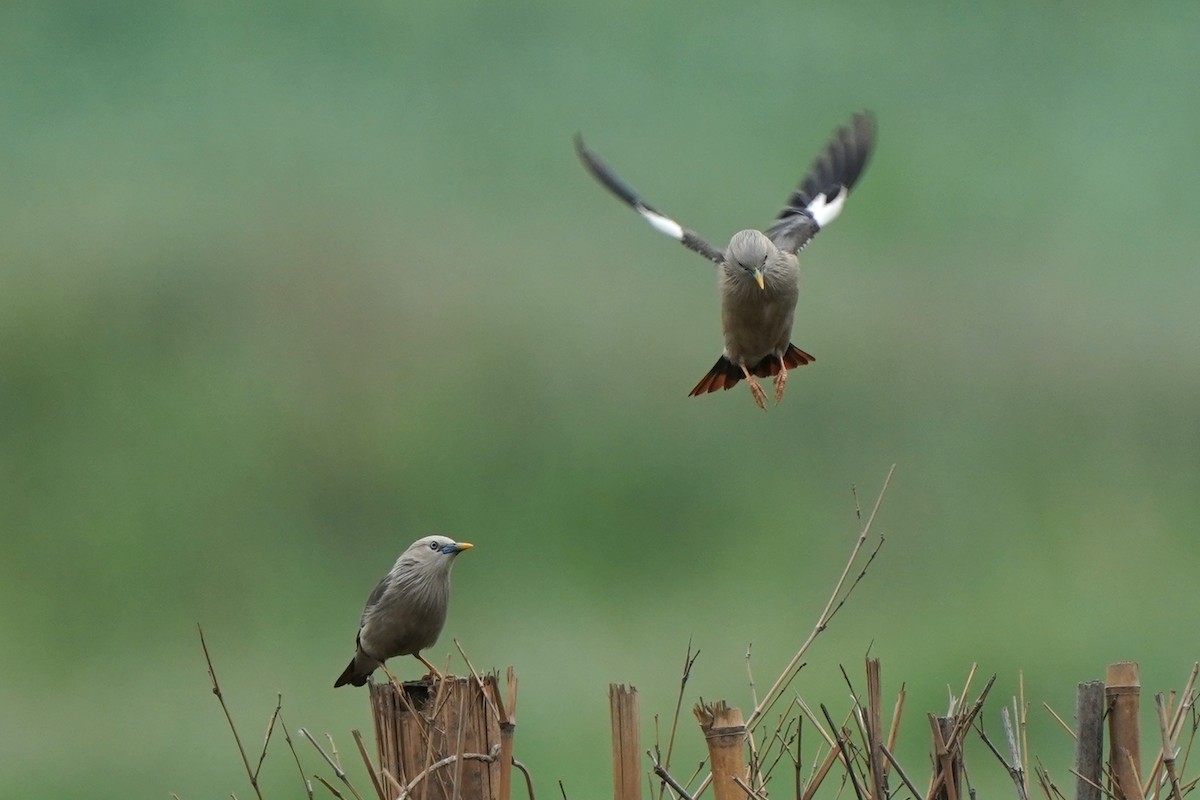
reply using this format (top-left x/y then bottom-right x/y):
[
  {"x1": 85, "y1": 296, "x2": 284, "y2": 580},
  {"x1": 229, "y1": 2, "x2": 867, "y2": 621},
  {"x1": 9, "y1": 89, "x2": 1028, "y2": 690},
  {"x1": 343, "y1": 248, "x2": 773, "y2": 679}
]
[
  {"x1": 1143, "y1": 664, "x2": 1200, "y2": 798},
  {"x1": 821, "y1": 704, "x2": 866, "y2": 800},
  {"x1": 1154, "y1": 693, "x2": 1185, "y2": 800},
  {"x1": 880, "y1": 743, "x2": 922, "y2": 799},
  {"x1": 731, "y1": 775, "x2": 768, "y2": 799},
  {"x1": 865, "y1": 657, "x2": 886, "y2": 800},
  {"x1": 387, "y1": 748, "x2": 499, "y2": 799},
  {"x1": 746, "y1": 465, "x2": 895, "y2": 736},
  {"x1": 299, "y1": 728, "x2": 365, "y2": 800},
  {"x1": 656, "y1": 641, "x2": 701, "y2": 800},
  {"x1": 279, "y1": 712, "x2": 314, "y2": 799},
  {"x1": 649, "y1": 750, "x2": 696, "y2": 800},
  {"x1": 351, "y1": 729, "x2": 386, "y2": 800},
  {"x1": 198, "y1": 624, "x2": 266, "y2": 800}
]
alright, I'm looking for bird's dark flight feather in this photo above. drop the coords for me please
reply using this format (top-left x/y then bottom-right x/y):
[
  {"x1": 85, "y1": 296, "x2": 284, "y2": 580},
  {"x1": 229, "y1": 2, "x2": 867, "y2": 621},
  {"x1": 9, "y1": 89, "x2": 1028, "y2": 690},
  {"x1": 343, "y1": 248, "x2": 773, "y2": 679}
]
[
  {"x1": 766, "y1": 112, "x2": 876, "y2": 254},
  {"x1": 574, "y1": 134, "x2": 725, "y2": 265}
]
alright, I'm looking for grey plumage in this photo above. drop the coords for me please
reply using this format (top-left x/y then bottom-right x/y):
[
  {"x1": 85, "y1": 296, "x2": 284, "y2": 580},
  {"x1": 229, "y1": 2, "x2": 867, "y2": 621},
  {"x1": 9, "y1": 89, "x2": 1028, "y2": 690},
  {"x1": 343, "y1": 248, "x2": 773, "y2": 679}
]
[
  {"x1": 334, "y1": 535, "x2": 473, "y2": 688},
  {"x1": 575, "y1": 112, "x2": 875, "y2": 409}
]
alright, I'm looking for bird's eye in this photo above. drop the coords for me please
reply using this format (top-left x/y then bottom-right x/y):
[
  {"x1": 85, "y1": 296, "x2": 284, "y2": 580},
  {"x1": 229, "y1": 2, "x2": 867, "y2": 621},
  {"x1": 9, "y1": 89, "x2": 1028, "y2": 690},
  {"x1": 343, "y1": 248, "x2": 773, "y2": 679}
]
[{"x1": 429, "y1": 541, "x2": 439, "y2": 551}]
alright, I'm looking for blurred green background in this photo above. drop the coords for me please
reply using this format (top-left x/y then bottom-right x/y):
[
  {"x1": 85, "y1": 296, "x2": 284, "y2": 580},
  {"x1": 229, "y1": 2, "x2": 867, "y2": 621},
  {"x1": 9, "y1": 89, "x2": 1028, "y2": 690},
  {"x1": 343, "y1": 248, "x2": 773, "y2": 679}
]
[{"x1": 3, "y1": 2, "x2": 1199, "y2": 797}]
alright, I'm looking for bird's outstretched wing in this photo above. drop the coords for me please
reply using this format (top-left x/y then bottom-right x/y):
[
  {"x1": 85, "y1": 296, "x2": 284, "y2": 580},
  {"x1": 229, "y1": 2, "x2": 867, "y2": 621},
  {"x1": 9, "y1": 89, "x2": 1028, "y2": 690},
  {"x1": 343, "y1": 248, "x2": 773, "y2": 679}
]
[
  {"x1": 766, "y1": 112, "x2": 876, "y2": 255},
  {"x1": 574, "y1": 134, "x2": 725, "y2": 265}
]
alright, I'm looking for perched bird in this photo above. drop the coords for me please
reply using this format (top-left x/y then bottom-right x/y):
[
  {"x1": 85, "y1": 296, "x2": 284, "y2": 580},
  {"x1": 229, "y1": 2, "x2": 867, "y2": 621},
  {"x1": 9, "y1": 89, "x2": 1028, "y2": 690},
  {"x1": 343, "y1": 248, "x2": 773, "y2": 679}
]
[
  {"x1": 334, "y1": 535, "x2": 473, "y2": 688},
  {"x1": 574, "y1": 112, "x2": 875, "y2": 409}
]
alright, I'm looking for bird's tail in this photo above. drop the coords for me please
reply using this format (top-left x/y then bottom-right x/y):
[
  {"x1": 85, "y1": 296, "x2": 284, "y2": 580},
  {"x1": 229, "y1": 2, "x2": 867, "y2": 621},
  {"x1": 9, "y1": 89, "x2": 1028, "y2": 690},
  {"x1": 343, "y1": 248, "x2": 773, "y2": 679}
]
[
  {"x1": 753, "y1": 344, "x2": 815, "y2": 377},
  {"x1": 688, "y1": 345, "x2": 815, "y2": 396},
  {"x1": 333, "y1": 651, "x2": 378, "y2": 688}
]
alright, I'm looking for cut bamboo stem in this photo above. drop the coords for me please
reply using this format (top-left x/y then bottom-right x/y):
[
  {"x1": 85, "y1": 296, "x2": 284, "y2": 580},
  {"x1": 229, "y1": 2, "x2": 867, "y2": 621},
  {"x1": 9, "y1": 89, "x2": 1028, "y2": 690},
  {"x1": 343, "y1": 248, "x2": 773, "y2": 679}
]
[
  {"x1": 369, "y1": 675, "x2": 502, "y2": 800},
  {"x1": 928, "y1": 715, "x2": 961, "y2": 800},
  {"x1": 497, "y1": 668, "x2": 518, "y2": 800},
  {"x1": 1155, "y1": 693, "x2": 1185, "y2": 800},
  {"x1": 610, "y1": 684, "x2": 643, "y2": 800},
  {"x1": 1106, "y1": 662, "x2": 1142, "y2": 800},
  {"x1": 866, "y1": 658, "x2": 887, "y2": 800},
  {"x1": 1073, "y1": 680, "x2": 1104, "y2": 800},
  {"x1": 695, "y1": 701, "x2": 747, "y2": 800}
]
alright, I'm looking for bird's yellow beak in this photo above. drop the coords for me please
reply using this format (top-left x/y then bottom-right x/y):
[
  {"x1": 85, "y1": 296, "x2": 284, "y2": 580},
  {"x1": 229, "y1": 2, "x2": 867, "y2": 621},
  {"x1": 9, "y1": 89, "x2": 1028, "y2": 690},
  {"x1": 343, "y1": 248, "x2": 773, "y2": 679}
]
[
  {"x1": 455, "y1": 542, "x2": 474, "y2": 552},
  {"x1": 753, "y1": 268, "x2": 765, "y2": 290}
]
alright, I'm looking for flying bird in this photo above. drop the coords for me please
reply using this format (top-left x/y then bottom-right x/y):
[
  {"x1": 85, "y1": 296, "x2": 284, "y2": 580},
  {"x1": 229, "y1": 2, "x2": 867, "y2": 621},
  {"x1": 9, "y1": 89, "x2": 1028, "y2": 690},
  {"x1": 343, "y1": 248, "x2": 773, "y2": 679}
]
[
  {"x1": 334, "y1": 535, "x2": 473, "y2": 688},
  {"x1": 575, "y1": 112, "x2": 875, "y2": 409}
]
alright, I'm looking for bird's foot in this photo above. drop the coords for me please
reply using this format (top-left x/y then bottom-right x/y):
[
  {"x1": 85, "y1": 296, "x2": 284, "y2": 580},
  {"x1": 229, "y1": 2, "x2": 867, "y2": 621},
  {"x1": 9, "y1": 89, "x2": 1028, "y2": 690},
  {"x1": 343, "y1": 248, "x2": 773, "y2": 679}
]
[
  {"x1": 739, "y1": 364, "x2": 768, "y2": 410},
  {"x1": 746, "y1": 377, "x2": 768, "y2": 411},
  {"x1": 773, "y1": 364, "x2": 788, "y2": 405}
]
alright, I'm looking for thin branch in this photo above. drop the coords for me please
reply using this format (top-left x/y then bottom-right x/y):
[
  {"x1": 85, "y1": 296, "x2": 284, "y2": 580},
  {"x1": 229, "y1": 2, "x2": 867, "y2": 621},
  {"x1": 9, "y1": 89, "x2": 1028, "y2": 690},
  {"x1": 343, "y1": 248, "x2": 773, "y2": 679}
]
[
  {"x1": 298, "y1": 728, "x2": 365, "y2": 800},
  {"x1": 746, "y1": 644, "x2": 759, "y2": 711},
  {"x1": 453, "y1": 638, "x2": 502, "y2": 725},
  {"x1": 512, "y1": 758, "x2": 537, "y2": 800},
  {"x1": 393, "y1": 747, "x2": 498, "y2": 800},
  {"x1": 748, "y1": 465, "x2": 896, "y2": 733},
  {"x1": 253, "y1": 695, "x2": 283, "y2": 781},
  {"x1": 351, "y1": 729, "x2": 386, "y2": 800},
  {"x1": 198, "y1": 624, "x2": 265, "y2": 800},
  {"x1": 279, "y1": 712, "x2": 314, "y2": 800},
  {"x1": 1042, "y1": 703, "x2": 1075, "y2": 740},
  {"x1": 881, "y1": 743, "x2": 922, "y2": 799},
  {"x1": 658, "y1": 641, "x2": 701, "y2": 800},
  {"x1": 313, "y1": 774, "x2": 345, "y2": 799},
  {"x1": 732, "y1": 775, "x2": 769, "y2": 799},
  {"x1": 822, "y1": 704, "x2": 867, "y2": 800},
  {"x1": 649, "y1": 749, "x2": 696, "y2": 800}
]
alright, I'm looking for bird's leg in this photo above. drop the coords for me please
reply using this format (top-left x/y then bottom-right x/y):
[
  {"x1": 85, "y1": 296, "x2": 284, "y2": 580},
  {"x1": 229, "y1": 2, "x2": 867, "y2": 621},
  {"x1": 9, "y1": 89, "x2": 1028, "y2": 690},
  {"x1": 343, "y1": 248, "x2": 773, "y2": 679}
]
[
  {"x1": 414, "y1": 652, "x2": 444, "y2": 680},
  {"x1": 773, "y1": 356, "x2": 788, "y2": 405},
  {"x1": 739, "y1": 364, "x2": 768, "y2": 411}
]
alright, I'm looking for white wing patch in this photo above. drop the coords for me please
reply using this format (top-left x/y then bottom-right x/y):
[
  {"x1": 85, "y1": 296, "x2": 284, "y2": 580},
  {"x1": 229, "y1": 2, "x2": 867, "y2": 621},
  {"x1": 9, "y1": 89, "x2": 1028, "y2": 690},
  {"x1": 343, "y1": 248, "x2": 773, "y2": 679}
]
[
  {"x1": 806, "y1": 187, "x2": 849, "y2": 228},
  {"x1": 638, "y1": 206, "x2": 684, "y2": 241}
]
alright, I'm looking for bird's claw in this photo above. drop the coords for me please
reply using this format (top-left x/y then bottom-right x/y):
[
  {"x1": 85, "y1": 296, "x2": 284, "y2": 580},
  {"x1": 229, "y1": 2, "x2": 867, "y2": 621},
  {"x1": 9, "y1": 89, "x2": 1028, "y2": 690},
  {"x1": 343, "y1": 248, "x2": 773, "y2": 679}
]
[
  {"x1": 773, "y1": 367, "x2": 787, "y2": 405},
  {"x1": 747, "y1": 378, "x2": 768, "y2": 411}
]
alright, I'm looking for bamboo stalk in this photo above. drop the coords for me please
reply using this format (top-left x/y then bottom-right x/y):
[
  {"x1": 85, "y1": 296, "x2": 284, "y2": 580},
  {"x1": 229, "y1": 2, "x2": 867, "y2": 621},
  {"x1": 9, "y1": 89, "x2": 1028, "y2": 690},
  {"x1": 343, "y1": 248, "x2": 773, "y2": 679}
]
[
  {"x1": 866, "y1": 658, "x2": 886, "y2": 800},
  {"x1": 1106, "y1": 662, "x2": 1142, "y2": 800},
  {"x1": 1154, "y1": 693, "x2": 1185, "y2": 800},
  {"x1": 1073, "y1": 681, "x2": 1104, "y2": 800},
  {"x1": 498, "y1": 668, "x2": 518, "y2": 800},
  {"x1": 928, "y1": 715, "x2": 960, "y2": 800},
  {"x1": 695, "y1": 701, "x2": 747, "y2": 800},
  {"x1": 611, "y1": 685, "x2": 643, "y2": 800}
]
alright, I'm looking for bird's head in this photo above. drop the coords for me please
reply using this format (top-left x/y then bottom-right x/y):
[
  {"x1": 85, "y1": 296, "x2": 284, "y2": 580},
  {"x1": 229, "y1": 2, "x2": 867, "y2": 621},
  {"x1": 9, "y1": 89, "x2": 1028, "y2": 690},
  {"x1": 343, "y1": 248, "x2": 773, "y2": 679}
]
[
  {"x1": 405, "y1": 535, "x2": 474, "y2": 571},
  {"x1": 726, "y1": 230, "x2": 772, "y2": 290}
]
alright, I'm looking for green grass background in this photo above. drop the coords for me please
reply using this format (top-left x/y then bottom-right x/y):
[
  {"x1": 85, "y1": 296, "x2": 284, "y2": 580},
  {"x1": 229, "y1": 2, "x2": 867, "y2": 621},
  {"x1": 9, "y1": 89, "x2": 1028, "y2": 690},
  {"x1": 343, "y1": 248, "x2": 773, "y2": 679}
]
[{"x1": 3, "y1": 2, "x2": 1199, "y2": 797}]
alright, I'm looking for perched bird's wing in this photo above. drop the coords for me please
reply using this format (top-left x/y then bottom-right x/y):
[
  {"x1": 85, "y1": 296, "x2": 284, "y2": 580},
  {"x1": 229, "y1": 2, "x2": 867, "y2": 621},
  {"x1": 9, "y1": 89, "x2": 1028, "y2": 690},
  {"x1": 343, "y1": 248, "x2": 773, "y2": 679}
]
[
  {"x1": 574, "y1": 134, "x2": 725, "y2": 265},
  {"x1": 359, "y1": 576, "x2": 389, "y2": 624},
  {"x1": 766, "y1": 112, "x2": 876, "y2": 255}
]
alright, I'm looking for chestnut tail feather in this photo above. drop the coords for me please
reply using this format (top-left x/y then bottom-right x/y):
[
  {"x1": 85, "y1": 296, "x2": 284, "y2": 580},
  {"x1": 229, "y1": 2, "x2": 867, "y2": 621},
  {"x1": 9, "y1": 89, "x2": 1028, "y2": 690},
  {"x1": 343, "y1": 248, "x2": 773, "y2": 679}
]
[{"x1": 688, "y1": 344, "x2": 815, "y2": 396}]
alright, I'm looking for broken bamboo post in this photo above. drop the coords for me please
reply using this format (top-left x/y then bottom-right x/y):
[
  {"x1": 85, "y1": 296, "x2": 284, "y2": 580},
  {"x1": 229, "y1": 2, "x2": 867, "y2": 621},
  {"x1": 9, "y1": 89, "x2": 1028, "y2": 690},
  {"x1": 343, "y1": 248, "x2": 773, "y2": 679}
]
[
  {"x1": 929, "y1": 715, "x2": 961, "y2": 800},
  {"x1": 496, "y1": 668, "x2": 518, "y2": 800},
  {"x1": 609, "y1": 684, "x2": 642, "y2": 800},
  {"x1": 369, "y1": 675, "x2": 502, "y2": 800},
  {"x1": 866, "y1": 657, "x2": 887, "y2": 800},
  {"x1": 1106, "y1": 662, "x2": 1142, "y2": 800},
  {"x1": 1073, "y1": 680, "x2": 1104, "y2": 800},
  {"x1": 695, "y1": 701, "x2": 747, "y2": 800}
]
